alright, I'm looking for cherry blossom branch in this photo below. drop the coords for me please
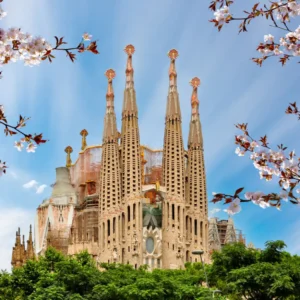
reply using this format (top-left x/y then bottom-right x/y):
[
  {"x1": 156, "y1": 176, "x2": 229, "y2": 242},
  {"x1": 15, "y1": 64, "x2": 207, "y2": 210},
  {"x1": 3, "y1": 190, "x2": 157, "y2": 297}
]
[
  {"x1": 286, "y1": 102, "x2": 300, "y2": 119},
  {"x1": 211, "y1": 122, "x2": 300, "y2": 214},
  {"x1": 209, "y1": 0, "x2": 300, "y2": 66},
  {"x1": 0, "y1": 105, "x2": 48, "y2": 176},
  {"x1": 1, "y1": 3, "x2": 98, "y2": 75},
  {"x1": 0, "y1": 1, "x2": 98, "y2": 178}
]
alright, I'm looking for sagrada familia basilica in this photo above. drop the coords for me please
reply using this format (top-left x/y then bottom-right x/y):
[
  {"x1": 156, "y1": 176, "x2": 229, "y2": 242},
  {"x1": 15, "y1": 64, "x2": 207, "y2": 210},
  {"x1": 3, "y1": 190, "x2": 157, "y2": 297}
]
[{"x1": 11, "y1": 46, "x2": 246, "y2": 269}]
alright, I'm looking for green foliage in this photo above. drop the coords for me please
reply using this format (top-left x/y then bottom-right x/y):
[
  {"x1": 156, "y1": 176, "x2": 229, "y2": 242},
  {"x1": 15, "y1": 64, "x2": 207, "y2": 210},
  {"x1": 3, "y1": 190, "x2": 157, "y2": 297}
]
[
  {"x1": 209, "y1": 240, "x2": 300, "y2": 300},
  {"x1": 0, "y1": 247, "x2": 211, "y2": 300},
  {"x1": 3, "y1": 242, "x2": 299, "y2": 299}
]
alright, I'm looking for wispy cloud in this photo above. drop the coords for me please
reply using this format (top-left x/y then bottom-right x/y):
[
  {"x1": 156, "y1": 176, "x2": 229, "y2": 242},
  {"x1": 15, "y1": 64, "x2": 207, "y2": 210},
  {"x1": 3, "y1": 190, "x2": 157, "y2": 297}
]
[
  {"x1": 209, "y1": 208, "x2": 221, "y2": 217},
  {"x1": 23, "y1": 180, "x2": 47, "y2": 194},
  {"x1": 23, "y1": 180, "x2": 38, "y2": 189},
  {"x1": 36, "y1": 184, "x2": 47, "y2": 194}
]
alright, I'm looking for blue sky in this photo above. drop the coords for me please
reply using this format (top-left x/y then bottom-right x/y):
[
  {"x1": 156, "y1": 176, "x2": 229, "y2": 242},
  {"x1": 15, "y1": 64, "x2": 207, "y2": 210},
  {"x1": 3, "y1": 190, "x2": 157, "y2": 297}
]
[{"x1": 0, "y1": 0, "x2": 299, "y2": 270}]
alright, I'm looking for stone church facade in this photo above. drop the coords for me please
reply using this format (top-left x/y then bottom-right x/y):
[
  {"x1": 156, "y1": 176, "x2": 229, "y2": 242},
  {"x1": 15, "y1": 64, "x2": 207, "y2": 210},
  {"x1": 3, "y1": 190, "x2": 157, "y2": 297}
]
[{"x1": 19, "y1": 46, "x2": 210, "y2": 269}]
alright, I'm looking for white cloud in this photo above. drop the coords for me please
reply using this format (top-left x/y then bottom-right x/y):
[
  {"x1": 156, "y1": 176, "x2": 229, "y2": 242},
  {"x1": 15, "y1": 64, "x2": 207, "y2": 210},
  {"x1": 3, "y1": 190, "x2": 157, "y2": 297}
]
[
  {"x1": 23, "y1": 180, "x2": 38, "y2": 189},
  {"x1": 36, "y1": 184, "x2": 47, "y2": 194},
  {"x1": 23, "y1": 180, "x2": 47, "y2": 194},
  {"x1": 0, "y1": 207, "x2": 34, "y2": 271},
  {"x1": 209, "y1": 208, "x2": 221, "y2": 217}
]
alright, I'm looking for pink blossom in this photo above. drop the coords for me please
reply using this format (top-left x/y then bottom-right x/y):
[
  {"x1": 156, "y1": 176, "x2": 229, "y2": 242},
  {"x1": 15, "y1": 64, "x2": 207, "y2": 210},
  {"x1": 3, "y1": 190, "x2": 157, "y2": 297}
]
[
  {"x1": 82, "y1": 33, "x2": 92, "y2": 41},
  {"x1": 14, "y1": 141, "x2": 24, "y2": 151},
  {"x1": 26, "y1": 143, "x2": 37, "y2": 153},
  {"x1": 226, "y1": 198, "x2": 241, "y2": 215},
  {"x1": 264, "y1": 34, "x2": 274, "y2": 43}
]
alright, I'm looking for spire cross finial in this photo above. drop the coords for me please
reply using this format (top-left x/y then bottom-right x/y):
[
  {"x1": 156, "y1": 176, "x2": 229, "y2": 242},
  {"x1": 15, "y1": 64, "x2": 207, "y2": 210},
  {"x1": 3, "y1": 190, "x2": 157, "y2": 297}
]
[
  {"x1": 189, "y1": 77, "x2": 200, "y2": 116},
  {"x1": 64, "y1": 146, "x2": 73, "y2": 167},
  {"x1": 80, "y1": 129, "x2": 88, "y2": 151},
  {"x1": 124, "y1": 45, "x2": 135, "y2": 88},
  {"x1": 168, "y1": 49, "x2": 179, "y2": 60},
  {"x1": 105, "y1": 69, "x2": 116, "y2": 102},
  {"x1": 105, "y1": 69, "x2": 116, "y2": 81},
  {"x1": 168, "y1": 49, "x2": 178, "y2": 87},
  {"x1": 124, "y1": 44, "x2": 135, "y2": 56}
]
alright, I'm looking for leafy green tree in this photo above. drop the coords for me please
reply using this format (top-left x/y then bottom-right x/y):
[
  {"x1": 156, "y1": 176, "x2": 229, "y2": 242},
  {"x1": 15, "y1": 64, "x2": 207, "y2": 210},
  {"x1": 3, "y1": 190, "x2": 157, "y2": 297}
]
[
  {"x1": 0, "y1": 247, "x2": 212, "y2": 300},
  {"x1": 209, "y1": 240, "x2": 300, "y2": 300}
]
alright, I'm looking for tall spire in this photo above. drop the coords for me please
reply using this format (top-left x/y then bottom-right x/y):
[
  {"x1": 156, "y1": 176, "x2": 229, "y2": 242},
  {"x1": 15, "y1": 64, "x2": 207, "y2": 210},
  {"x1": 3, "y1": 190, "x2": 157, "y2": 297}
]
[
  {"x1": 125, "y1": 44, "x2": 135, "y2": 90},
  {"x1": 188, "y1": 77, "x2": 203, "y2": 149},
  {"x1": 16, "y1": 227, "x2": 21, "y2": 246},
  {"x1": 162, "y1": 49, "x2": 185, "y2": 197},
  {"x1": 165, "y1": 49, "x2": 181, "y2": 120},
  {"x1": 121, "y1": 45, "x2": 142, "y2": 198},
  {"x1": 27, "y1": 225, "x2": 35, "y2": 260},
  {"x1": 186, "y1": 77, "x2": 208, "y2": 262},
  {"x1": 186, "y1": 79, "x2": 207, "y2": 206},
  {"x1": 102, "y1": 69, "x2": 118, "y2": 143},
  {"x1": 162, "y1": 49, "x2": 185, "y2": 269},
  {"x1": 11, "y1": 227, "x2": 26, "y2": 268},
  {"x1": 99, "y1": 68, "x2": 121, "y2": 210},
  {"x1": 120, "y1": 45, "x2": 143, "y2": 267},
  {"x1": 99, "y1": 69, "x2": 123, "y2": 264}
]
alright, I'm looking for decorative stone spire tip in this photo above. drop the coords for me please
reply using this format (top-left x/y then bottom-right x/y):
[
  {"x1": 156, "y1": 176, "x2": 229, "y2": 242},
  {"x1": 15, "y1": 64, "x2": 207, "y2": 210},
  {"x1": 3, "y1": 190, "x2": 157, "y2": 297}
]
[
  {"x1": 124, "y1": 45, "x2": 135, "y2": 89},
  {"x1": 80, "y1": 129, "x2": 88, "y2": 151},
  {"x1": 105, "y1": 69, "x2": 115, "y2": 100},
  {"x1": 190, "y1": 77, "x2": 201, "y2": 88},
  {"x1": 124, "y1": 44, "x2": 135, "y2": 56},
  {"x1": 168, "y1": 49, "x2": 178, "y2": 88},
  {"x1": 168, "y1": 49, "x2": 179, "y2": 60},
  {"x1": 105, "y1": 69, "x2": 116, "y2": 80},
  {"x1": 65, "y1": 146, "x2": 73, "y2": 167},
  {"x1": 190, "y1": 77, "x2": 200, "y2": 115}
]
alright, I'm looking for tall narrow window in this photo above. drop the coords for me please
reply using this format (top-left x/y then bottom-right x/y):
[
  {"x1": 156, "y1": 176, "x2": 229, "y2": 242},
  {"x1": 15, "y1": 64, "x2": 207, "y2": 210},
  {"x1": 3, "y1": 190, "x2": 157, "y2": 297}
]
[
  {"x1": 107, "y1": 219, "x2": 111, "y2": 236},
  {"x1": 113, "y1": 217, "x2": 116, "y2": 234},
  {"x1": 194, "y1": 219, "x2": 198, "y2": 235},
  {"x1": 102, "y1": 223, "x2": 105, "y2": 247},
  {"x1": 127, "y1": 206, "x2": 131, "y2": 222},
  {"x1": 200, "y1": 221, "x2": 203, "y2": 238},
  {"x1": 172, "y1": 204, "x2": 175, "y2": 220},
  {"x1": 122, "y1": 213, "x2": 125, "y2": 238}
]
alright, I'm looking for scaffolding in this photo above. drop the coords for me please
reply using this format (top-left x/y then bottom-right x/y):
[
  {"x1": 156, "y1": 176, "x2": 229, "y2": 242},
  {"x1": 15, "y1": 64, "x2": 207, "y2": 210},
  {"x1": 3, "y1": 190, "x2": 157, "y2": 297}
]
[
  {"x1": 208, "y1": 218, "x2": 245, "y2": 250},
  {"x1": 142, "y1": 146, "x2": 163, "y2": 185}
]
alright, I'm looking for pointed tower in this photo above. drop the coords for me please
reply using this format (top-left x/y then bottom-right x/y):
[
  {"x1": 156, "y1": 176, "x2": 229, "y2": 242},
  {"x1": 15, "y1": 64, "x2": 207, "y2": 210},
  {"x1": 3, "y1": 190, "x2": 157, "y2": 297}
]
[
  {"x1": 186, "y1": 78, "x2": 209, "y2": 262},
  {"x1": 98, "y1": 69, "x2": 123, "y2": 263},
  {"x1": 26, "y1": 225, "x2": 35, "y2": 260},
  {"x1": 120, "y1": 45, "x2": 143, "y2": 266},
  {"x1": 121, "y1": 45, "x2": 142, "y2": 198},
  {"x1": 162, "y1": 49, "x2": 186, "y2": 269},
  {"x1": 11, "y1": 228, "x2": 26, "y2": 268}
]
